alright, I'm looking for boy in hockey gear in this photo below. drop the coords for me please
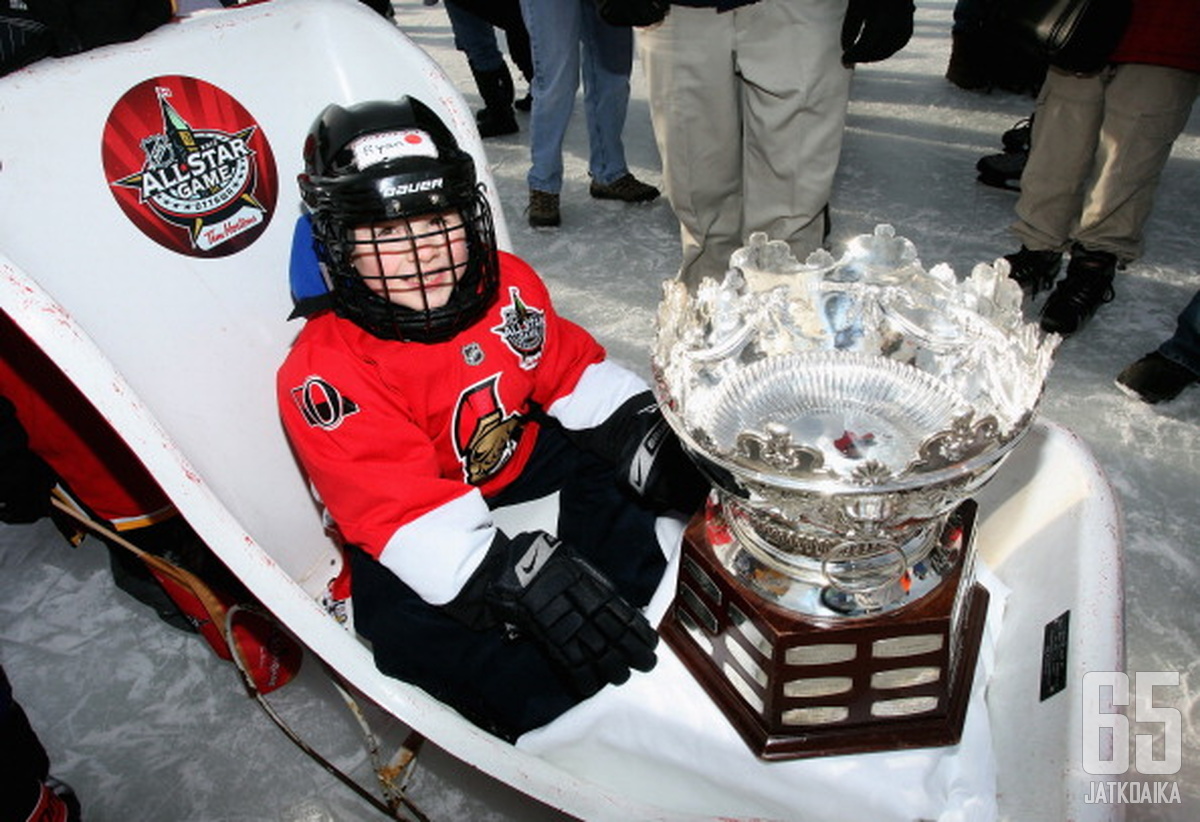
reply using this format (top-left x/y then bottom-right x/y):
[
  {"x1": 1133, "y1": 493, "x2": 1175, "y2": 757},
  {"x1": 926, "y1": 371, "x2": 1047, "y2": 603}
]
[{"x1": 278, "y1": 97, "x2": 709, "y2": 740}]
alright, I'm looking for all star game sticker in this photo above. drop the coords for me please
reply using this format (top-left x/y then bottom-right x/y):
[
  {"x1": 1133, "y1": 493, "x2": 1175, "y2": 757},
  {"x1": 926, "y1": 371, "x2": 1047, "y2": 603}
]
[
  {"x1": 491, "y1": 286, "x2": 546, "y2": 369},
  {"x1": 102, "y1": 75, "x2": 278, "y2": 257}
]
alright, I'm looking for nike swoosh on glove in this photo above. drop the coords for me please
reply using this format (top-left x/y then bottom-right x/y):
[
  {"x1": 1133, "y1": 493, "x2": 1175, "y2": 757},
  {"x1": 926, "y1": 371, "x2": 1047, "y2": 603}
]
[
  {"x1": 841, "y1": 0, "x2": 915, "y2": 66},
  {"x1": 445, "y1": 531, "x2": 659, "y2": 698},
  {"x1": 492, "y1": 534, "x2": 658, "y2": 697}
]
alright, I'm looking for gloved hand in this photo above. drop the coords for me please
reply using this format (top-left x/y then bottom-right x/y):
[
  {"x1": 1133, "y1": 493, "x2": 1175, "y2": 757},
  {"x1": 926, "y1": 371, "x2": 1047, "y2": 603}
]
[
  {"x1": 446, "y1": 531, "x2": 659, "y2": 697},
  {"x1": 620, "y1": 402, "x2": 711, "y2": 515},
  {"x1": 594, "y1": 0, "x2": 670, "y2": 28},
  {"x1": 566, "y1": 390, "x2": 710, "y2": 515},
  {"x1": 841, "y1": 0, "x2": 915, "y2": 66}
]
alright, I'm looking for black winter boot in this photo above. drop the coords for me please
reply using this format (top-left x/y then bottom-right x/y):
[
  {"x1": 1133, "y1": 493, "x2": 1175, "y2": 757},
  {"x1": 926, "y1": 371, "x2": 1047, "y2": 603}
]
[
  {"x1": 471, "y1": 65, "x2": 518, "y2": 138},
  {"x1": 977, "y1": 151, "x2": 1027, "y2": 191},
  {"x1": 1039, "y1": 245, "x2": 1117, "y2": 336},
  {"x1": 1003, "y1": 246, "x2": 1062, "y2": 295},
  {"x1": 1116, "y1": 352, "x2": 1198, "y2": 404}
]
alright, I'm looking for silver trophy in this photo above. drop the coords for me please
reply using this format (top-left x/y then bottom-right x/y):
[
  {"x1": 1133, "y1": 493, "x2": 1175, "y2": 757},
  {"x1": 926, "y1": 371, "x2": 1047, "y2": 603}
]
[{"x1": 653, "y1": 226, "x2": 1057, "y2": 758}]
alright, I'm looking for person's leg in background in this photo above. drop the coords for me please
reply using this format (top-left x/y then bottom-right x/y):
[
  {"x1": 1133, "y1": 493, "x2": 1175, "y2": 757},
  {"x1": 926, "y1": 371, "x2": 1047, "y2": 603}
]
[
  {"x1": 448, "y1": 0, "x2": 534, "y2": 109},
  {"x1": 1117, "y1": 288, "x2": 1200, "y2": 403},
  {"x1": 737, "y1": 0, "x2": 851, "y2": 268},
  {"x1": 1013, "y1": 68, "x2": 1107, "y2": 256},
  {"x1": 444, "y1": 0, "x2": 518, "y2": 137},
  {"x1": 1002, "y1": 67, "x2": 1107, "y2": 297},
  {"x1": 1037, "y1": 64, "x2": 1200, "y2": 335},
  {"x1": 640, "y1": 6, "x2": 743, "y2": 288},
  {"x1": 1, "y1": 665, "x2": 82, "y2": 822},
  {"x1": 577, "y1": 2, "x2": 644, "y2": 196},
  {"x1": 1072, "y1": 64, "x2": 1200, "y2": 262},
  {"x1": 519, "y1": 0, "x2": 584, "y2": 227}
]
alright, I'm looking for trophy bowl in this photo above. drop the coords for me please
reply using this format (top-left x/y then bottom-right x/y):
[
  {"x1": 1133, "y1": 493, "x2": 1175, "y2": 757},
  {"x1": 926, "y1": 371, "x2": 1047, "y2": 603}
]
[
  {"x1": 653, "y1": 226, "x2": 1057, "y2": 617},
  {"x1": 652, "y1": 227, "x2": 1059, "y2": 758}
]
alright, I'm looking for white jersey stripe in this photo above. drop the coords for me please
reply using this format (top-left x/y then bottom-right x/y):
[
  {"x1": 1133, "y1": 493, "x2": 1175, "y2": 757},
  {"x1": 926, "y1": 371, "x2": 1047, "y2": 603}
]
[
  {"x1": 547, "y1": 360, "x2": 647, "y2": 431},
  {"x1": 377, "y1": 489, "x2": 496, "y2": 605}
]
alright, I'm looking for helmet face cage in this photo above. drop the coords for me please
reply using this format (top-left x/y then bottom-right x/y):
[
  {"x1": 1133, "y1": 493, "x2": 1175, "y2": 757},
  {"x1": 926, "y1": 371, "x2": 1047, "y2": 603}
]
[
  {"x1": 301, "y1": 99, "x2": 500, "y2": 342},
  {"x1": 315, "y1": 185, "x2": 498, "y2": 342}
]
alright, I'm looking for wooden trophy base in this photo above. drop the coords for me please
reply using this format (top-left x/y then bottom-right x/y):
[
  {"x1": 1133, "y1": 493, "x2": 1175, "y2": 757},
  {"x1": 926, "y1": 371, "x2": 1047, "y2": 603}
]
[{"x1": 660, "y1": 500, "x2": 989, "y2": 761}]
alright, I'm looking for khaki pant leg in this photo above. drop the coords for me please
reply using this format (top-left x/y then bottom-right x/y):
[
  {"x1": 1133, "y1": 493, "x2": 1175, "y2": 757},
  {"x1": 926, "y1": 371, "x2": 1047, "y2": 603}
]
[
  {"x1": 640, "y1": 8, "x2": 742, "y2": 288},
  {"x1": 1074, "y1": 63, "x2": 1200, "y2": 261},
  {"x1": 1013, "y1": 66, "x2": 1108, "y2": 252},
  {"x1": 737, "y1": 0, "x2": 850, "y2": 265},
  {"x1": 640, "y1": 0, "x2": 850, "y2": 290}
]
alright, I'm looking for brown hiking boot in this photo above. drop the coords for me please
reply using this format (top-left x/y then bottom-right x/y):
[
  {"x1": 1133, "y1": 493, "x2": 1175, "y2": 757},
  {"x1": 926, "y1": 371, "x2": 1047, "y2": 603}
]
[
  {"x1": 527, "y1": 189, "x2": 560, "y2": 228},
  {"x1": 589, "y1": 173, "x2": 660, "y2": 203}
]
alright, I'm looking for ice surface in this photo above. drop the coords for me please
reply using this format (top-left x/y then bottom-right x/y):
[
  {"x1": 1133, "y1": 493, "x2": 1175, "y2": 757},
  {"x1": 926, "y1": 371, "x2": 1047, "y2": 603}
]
[{"x1": 2, "y1": 2, "x2": 1197, "y2": 820}]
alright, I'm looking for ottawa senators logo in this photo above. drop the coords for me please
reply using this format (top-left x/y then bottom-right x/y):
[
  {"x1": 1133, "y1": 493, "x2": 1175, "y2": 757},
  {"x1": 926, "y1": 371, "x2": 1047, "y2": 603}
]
[
  {"x1": 291, "y1": 377, "x2": 359, "y2": 430},
  {"x1": 491, "y1": 286, "x2": 545, "y2": 370},
  {"x1": 453, "y1": 375, "x2": 522, "y2": 485}
]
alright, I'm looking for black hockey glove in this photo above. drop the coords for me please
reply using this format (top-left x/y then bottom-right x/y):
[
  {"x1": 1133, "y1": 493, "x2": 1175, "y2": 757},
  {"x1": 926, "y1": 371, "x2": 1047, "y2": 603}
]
[
  {"x1": 564, "y1": 391, "x2": 709, "y2": 514},
  {"x1": 620, "y1": 400, "x2": 711, "y2": 515},
  {"x1": 594, "y1": 0, "x2": 670, "y2": 28},
  {"x1": 840, "y1": 0, "x2": 915, "y2": 66},
  {"x1": 445, "y1": 531, "x2": 658, "y2": 697}
]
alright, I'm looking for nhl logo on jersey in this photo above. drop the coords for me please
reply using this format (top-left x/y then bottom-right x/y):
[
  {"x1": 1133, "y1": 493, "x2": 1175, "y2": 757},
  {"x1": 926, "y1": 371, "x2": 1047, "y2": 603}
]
[
  {"x1": 292, "y1": 376, "x2": 359, "y2": 431},
  {"x1": 462, "y1": 342, "x2": 485, "y2": 366},
  {"x1": 491, "y1": 286, "x2": 545, "y2": 370}
]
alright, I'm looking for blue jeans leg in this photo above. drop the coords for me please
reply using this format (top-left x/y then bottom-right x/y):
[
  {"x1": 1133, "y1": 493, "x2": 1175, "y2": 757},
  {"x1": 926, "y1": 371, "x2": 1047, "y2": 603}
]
[
  {"x1": 519, "y1": 0, "x2": 632, "y2": 192},
  {"x1": 1159, "y1": 289, "x2": 1200, "y2": 376},
  {"x1": 445, "y1": 1, "x2": 504, "y2": 72},
  {"x1": 580, "y1": 0, "x2": 632, "y2": 186},
  {"x1": 521, "y1": 0, "x2": 582, "y2": 194}
]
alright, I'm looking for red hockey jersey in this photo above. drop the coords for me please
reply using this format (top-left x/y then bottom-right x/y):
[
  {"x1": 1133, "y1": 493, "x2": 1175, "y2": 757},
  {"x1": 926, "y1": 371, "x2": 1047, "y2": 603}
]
[
  {"x1": 277, "y1": 252, "x2": 648, "y2": 605},
  {"x1": 1, "y1": 311, "x2": 175, "y2": 529}
]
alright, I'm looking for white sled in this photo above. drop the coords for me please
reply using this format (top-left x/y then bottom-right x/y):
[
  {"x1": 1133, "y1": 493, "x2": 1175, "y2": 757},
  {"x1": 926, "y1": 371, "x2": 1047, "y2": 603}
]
[{"x1": 0, "y1": 2, "x2": 1125, "y2": 820}]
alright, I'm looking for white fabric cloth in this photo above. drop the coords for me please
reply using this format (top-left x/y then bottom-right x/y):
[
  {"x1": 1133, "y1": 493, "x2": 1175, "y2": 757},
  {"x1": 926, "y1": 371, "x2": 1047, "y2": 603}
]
[{"x1": 519, "y1": 515, "x2": 1005, "y2": 822}]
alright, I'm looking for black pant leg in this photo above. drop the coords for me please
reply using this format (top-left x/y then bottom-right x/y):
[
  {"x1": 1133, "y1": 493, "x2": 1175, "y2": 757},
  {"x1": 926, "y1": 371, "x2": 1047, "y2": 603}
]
[{"x1": 0, "y1": 666, "x2": 49, "y2": 820}]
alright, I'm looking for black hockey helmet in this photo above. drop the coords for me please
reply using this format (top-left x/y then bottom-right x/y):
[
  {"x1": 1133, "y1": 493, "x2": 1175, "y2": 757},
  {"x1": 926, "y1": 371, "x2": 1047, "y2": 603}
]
[{"x1": 298, "y1": 97, "x2": 499, "y2": 341}]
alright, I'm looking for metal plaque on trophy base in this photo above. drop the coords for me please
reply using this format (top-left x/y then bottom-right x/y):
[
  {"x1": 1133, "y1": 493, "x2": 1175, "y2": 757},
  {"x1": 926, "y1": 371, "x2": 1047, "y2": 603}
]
[{"x1": 661, "y1": 498, "x2": 989, "y2": 760}]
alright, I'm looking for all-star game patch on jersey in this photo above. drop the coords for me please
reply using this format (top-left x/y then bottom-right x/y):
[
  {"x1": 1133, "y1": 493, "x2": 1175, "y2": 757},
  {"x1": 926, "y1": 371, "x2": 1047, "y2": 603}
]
[{"x1": 277, "y1": 251, "x2": 648, "y2": 606}]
